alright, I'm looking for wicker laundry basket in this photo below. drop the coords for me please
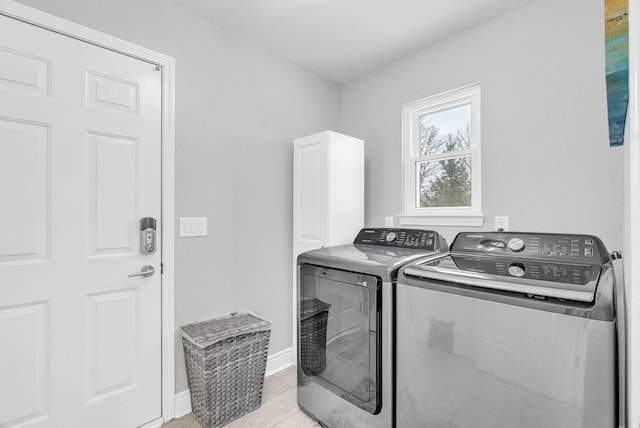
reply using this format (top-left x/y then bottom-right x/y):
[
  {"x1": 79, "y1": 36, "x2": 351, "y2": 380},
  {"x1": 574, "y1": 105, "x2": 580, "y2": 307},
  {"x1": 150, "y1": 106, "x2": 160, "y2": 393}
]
[
  {"x1": 181, "y1": 310, "x2": 271, "y2": 428},
  {"x1": 299, "y1": 298, "x2": 331, "y2": 376}
]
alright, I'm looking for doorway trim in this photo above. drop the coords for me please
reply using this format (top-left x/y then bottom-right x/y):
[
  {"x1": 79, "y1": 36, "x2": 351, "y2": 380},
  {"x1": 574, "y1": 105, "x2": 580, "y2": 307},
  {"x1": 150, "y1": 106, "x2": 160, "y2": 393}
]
[{"x1": 0, "y1": 1, "x2": 177, "y2": 423}]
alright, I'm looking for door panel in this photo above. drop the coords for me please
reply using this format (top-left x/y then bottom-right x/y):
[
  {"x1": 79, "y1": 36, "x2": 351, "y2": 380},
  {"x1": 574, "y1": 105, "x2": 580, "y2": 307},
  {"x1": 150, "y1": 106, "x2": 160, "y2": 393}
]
[
  {"x1": 88, "y1": 132, "x2": 138, "y2": 256},
  {"x1": 0, "y1": 46, "x2": 50, "y2": 96},
  {"x1": 0, "y1": 118, "x2": 49, "y2": 262},
  {"x1": 0, "y1": 302, "x2": 50, "y2": 427},
  {"x1": 86, "y1": 71, "x2": 139, "y2": 115},
  {"x1": 86, "y1": 289, "x2": 138, "y2": 402},
  {"x1": 0, "y1": 14, "x2": 161, "y2": 428}
]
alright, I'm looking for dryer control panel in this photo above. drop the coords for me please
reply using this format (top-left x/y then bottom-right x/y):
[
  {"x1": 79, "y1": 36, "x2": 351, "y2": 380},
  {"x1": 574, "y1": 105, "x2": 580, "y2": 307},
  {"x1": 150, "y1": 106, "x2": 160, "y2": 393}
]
[
  {"x1": 451, "y1": 232, "x2": 609, "y2": 265},
  {"x1": 354, "y1": 228, "x2": 448, "y2": 251}
]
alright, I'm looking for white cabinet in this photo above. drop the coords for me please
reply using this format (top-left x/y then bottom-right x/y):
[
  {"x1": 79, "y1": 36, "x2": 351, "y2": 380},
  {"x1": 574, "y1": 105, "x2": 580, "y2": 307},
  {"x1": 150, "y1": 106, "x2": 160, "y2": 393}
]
[
  {"x1": 292, "y1": 130, "x2": 364, "y2": 354},
  {"x1": 293, "y1": 130, "x2": 364, "y2": 256}
]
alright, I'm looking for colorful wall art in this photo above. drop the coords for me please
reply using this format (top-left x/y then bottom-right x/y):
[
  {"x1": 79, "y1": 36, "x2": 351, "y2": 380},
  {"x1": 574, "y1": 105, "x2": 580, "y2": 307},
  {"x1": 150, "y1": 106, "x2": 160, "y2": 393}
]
[{"x1": 605, "y1": 0, "x2": 629, "y2": 147}]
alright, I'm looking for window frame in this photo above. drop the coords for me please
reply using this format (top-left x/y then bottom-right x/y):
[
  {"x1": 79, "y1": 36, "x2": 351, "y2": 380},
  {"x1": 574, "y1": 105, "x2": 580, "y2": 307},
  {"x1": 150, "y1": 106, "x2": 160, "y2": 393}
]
[{"x1": 399, "y1": 84, "x2": 484, "y2": 227}]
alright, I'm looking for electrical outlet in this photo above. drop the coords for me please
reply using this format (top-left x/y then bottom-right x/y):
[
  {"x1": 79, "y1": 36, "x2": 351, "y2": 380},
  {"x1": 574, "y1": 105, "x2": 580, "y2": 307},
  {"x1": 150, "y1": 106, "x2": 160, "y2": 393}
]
[{"x1": 495, "y1": 216, "x2": 509, "y2": 232}]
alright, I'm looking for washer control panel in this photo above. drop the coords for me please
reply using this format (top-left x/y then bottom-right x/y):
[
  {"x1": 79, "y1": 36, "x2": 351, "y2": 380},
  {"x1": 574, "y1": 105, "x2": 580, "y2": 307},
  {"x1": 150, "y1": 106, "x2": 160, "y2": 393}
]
[
  {"x1": 451, "y1": 232, "x2": 607, "y2": 264},
  {"x1": 450, "y1": 255, "x2": 602, "y2": 286},
  {"x1": 354, "y1": 228, "x2": 447, "y2": 251}
]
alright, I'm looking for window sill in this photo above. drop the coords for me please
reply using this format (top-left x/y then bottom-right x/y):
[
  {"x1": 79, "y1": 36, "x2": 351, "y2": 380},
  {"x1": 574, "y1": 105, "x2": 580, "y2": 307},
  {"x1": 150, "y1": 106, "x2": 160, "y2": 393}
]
[{"x1": 397, "y1": 213, "x2": 485, "y2": 227}]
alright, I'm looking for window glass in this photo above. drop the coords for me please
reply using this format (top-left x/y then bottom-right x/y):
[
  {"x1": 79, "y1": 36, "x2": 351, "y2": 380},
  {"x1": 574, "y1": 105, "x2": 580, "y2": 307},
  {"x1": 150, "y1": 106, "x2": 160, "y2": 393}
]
[
  {"x1": 418, "y1": 104, "x2": 471, "y2": 156},
  {"x1": 417, "y1": 156, "x2": 471, "y2": 207}
]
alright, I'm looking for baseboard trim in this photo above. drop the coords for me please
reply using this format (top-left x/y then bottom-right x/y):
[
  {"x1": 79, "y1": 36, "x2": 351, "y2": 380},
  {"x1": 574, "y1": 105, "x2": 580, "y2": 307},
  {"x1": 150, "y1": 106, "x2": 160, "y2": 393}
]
[
  {"x1": 174, "y1": 390, "x2": 192, "y2": 419},
  {"x1": 265, "y1": 346, "x2": 296, "y2": 377},
  {"x1": 173, "y1": 346, "x2": 294, "y2": 419},
  {"x1": 140, "y1": 417, "x2": 164, "y2": 428}
]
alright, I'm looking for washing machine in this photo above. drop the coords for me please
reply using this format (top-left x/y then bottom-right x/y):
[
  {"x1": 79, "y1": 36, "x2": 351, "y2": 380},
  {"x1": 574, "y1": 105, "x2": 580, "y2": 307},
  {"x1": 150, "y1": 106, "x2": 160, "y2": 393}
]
[
  {"x1": 296, "y1": 227, "x2": 448, "y2": 428},
  {"x1": 396, "y1": 231, "x2": 623, "y2": 428}
]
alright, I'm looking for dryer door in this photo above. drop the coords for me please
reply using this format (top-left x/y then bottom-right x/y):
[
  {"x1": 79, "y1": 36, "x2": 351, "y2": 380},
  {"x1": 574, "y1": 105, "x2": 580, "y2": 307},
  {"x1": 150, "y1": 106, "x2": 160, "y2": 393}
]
[{"x1": 298, "y1": 264, "x2": 381, "y2": 414}]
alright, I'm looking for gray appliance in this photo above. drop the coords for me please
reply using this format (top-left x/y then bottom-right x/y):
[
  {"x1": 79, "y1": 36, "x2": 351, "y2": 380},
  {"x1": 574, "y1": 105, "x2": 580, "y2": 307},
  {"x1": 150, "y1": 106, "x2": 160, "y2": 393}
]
[
  {"x1": 396, "y1": 231, "x2": 621, "y2": 428},
  {"x1": 297, "y1": 228, "x2": 448, "y2": 428}
]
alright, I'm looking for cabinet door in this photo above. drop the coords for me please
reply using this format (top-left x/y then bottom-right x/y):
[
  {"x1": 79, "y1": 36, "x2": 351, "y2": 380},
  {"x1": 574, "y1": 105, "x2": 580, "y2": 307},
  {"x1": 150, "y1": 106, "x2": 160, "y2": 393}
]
[{"x1": 293, "y1": 134, "x2": 328, "y2": 255}]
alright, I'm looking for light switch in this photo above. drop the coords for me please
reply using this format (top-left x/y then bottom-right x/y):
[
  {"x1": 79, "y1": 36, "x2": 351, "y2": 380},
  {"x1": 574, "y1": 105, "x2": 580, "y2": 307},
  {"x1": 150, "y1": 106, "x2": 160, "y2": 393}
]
[{"x1": 180, "y1": 217, "x2": 207, "y2": 237}]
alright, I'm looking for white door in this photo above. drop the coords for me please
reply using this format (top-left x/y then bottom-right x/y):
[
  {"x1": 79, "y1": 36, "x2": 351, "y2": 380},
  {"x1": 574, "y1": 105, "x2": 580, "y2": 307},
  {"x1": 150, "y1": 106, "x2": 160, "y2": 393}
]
[{"x1": 0, "y1": 14, "x2": 162, "y2": 428}]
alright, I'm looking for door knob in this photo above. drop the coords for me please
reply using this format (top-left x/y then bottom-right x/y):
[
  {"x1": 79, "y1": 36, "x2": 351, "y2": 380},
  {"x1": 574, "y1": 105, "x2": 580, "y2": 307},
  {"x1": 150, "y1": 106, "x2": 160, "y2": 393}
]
[{"x1": 128, "y1": 265, "x2": 155, "y2": 278}]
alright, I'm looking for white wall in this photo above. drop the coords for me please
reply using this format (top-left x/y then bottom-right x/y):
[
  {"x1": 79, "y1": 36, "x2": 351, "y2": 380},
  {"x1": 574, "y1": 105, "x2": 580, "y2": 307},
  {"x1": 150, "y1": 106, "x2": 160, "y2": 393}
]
[
  {"x1": 15, "y1": 0, "x2": 341, "y2": 393},
  {"x1": 341, "y1": 0, "x2": 624, "y2": 251}
]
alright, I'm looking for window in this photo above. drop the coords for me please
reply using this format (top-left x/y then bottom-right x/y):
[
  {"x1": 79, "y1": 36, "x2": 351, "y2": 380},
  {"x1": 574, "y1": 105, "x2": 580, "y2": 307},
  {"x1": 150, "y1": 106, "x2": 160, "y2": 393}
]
[{"x1": 399, "y1": 84, "x2": 483, "y2": 226}]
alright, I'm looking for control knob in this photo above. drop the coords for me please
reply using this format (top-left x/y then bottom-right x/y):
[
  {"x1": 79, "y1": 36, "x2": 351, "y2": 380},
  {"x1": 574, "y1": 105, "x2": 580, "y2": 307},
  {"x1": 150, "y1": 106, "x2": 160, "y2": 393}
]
[
  {"x1": 385, "y1": 232, "x2": 397, "y2": 243},
  {"x1": 508, "y1": 238, "x2": 525, "y2": 252},
  {"x1": 508, "y1": 262, "x2": 526, "y2": 277}
]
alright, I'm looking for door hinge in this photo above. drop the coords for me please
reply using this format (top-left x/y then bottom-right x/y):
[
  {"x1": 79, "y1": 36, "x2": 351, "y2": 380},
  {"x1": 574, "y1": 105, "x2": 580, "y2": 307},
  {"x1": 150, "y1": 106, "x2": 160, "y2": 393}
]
[{"x1": 161, "y1": 263, "x2": 164, "y2": 274}]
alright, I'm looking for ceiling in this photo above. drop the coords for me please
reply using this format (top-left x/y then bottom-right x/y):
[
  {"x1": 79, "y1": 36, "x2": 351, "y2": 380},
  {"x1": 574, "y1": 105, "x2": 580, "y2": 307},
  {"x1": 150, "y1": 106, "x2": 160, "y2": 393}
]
[{"x1": 176, "y1": 0, "x2": 537, "y2": 84}]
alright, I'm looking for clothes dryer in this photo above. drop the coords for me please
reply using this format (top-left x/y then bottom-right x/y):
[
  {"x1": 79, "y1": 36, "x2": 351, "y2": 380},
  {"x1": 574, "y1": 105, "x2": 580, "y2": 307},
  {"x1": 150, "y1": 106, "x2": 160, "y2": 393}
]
[
  {"x1": 297, "y1": 228, "x2": 448, "y2": 428},
  {"x1": 396, "y1": 231, "x2": 622, "y2": 428}
]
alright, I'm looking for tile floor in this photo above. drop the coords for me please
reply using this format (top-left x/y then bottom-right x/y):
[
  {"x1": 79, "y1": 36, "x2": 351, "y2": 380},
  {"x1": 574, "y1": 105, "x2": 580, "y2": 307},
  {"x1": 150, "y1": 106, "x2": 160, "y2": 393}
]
[{"x1": 162, "y1": 366, "x2": 320, "y2": 428}]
